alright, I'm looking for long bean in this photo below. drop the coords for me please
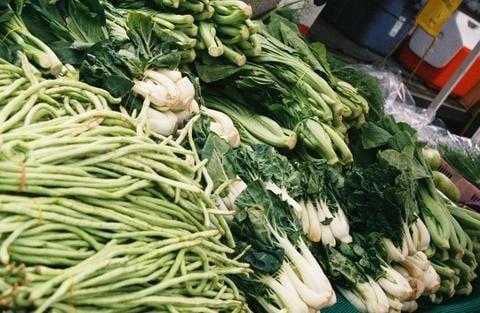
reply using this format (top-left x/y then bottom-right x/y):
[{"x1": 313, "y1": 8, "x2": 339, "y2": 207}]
[{"x1": 0, "y1": 57, "x2": 249, "y2": 313}]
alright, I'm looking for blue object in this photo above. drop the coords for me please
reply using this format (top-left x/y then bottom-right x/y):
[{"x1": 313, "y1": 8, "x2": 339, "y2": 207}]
[{"x1": 321, "y1": 0, "x2": 416, "y2": 55}]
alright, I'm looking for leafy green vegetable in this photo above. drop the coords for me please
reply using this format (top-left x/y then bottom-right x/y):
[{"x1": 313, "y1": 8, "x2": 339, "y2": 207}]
[
  {"x1": 440, "y1": 143, "x2": 480, "y2": 188},
  {"x1": 328, "y1": 55, "x2": 385, "y2": 121},
  {"x1": 360, "y1": 123, "x2": 393, "y2": 149},
  {"x1": 343, "y1": 164, "x2": 417, "y2": 245},
  {"x1": 232, "y1": 144, "x2": 302, "y2": 198},
  {"x1": 22, "y1": 0, "x2": 108, "y2": 47},
  {"x1": 79, "y1": 41, "x2": 141, "y2": 97}
]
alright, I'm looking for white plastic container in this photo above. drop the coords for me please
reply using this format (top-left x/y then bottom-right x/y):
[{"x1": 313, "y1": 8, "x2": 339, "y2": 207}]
[{"x1": 409, "y1": 11, "x2": 480, "y2": 68}]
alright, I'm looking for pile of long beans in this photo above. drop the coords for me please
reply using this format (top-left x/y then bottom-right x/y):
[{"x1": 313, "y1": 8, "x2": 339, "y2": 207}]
[{"x1": 0, "y1": 56, "x2": 250, "y2": 312}]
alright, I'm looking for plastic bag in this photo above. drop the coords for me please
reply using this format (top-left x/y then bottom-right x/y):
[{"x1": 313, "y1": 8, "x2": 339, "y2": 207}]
[{"x1": 358, "y1": 65, "x2": 479, "y2": 148}]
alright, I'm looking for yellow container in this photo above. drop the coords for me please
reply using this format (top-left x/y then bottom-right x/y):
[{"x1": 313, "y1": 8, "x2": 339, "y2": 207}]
[{"x1": 416, "y1": 0, "x2": 463, "y2": 36}]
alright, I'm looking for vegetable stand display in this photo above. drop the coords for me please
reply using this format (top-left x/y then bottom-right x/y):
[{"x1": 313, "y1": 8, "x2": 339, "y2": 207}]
[{"x1": 0, "y1": 1, "x2": 479, "y2": 312}]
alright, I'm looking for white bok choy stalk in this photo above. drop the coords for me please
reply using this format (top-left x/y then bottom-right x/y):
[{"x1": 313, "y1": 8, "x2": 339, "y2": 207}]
[
  {"x1": 339, "y1": 288, "x2": 367, "y2": 313},
  {"x1": 393, "y1": 265, "x2": 425, "y2": 300},
  {"x1": 401, "y1": 301, "x2": 418, "y2": 312},
  {"x1": 202, "y1": 107, "x2": 241, "y2": 148},
  {"x1": 134, "y1": 69, "x2": 197, "y2": 113},
  {"x1": 295, "y1": 160, "x2": 351, "y2": 245},
  {"x1": 145, "y1": 69, "x2": 180, "y2": 107},
  {"x1": 387, "y1": 294, "x2": 403, "y2": 313},
  {"x1": 383, "y1": 238, "x2": 406, "y2": 263},
  {"x1": 368, "y1": 277, "x2": 391, "y2": 313},
  {"x1": 260, "y1": 272, "x2": 308, "y2": 313},
  {"x1": 316, "y1": 203, "x2": 336, "y2": 247},
  {"x1": 220, "y1": 178, "x2": 248, "y2": 212},
  {"x1": 398, "y1": 251, "x2": 440, "y2": 296},
  {"x1": 269, "y1": 228, "x2": 335, "y2": 310},
  {"x1": 413, "y1": 217, "x2": 431, "y2": 251},
  {"x1": 316, "y1": 199, "x2": 351, "y2": 244},
  {"x1": 255, "y1": 295, "x2": 288, "y2": 313},
  {"x1": 175, "y1": 99, "x2": 200, "y2": 126},
  {"x1": 403, "y1": 222, "x2": 417, "y2": 256},
  {"x1": 423, "y1": 263, "x2": 441, "y2": 294},
  {"x1": 265, "y1": 181, "x2": 303, "y2": 217},
  {"x1": 299, "y1": 200, "x2": 311, "y2": 239},
  {"x1": 339, "y1": 280, "x2": 389, "y2": 313},
  {"x1": 147, "y1": 108, "x2": 179, "y2": 136},
  {"x1": 377, "y1": 265, "x2": 414, "y2": 301},
  {"x1": 133, "y1": 79, "x2": 170, "y2": 109},
  {"x1": 156, "y1": 68, "x2": 182, "y2": 82},
  {"x1": 303, "y1": 200, "x2": 321, "y2": 243},
  {"x1": 298, "y1": 240, "x2": 336, "y2": 306},
  {"x1": 176, "y1": 76, "x2": 196, "y2": 110}
]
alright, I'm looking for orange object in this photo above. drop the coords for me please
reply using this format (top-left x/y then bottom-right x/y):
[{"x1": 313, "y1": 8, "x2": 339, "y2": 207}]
[
  {"x1": 416, "y1": 0, "x2": 463, "y2": 36},
  {"x1": 397, "y1": 41, "x2": 480, "y2": 97}
]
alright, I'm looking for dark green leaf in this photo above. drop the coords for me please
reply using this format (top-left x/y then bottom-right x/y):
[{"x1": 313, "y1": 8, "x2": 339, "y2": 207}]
[
  {"x1": 126, "y1": 11, "x2": 153, "y2": 59},
  {"x1": 201, "y1": 133, "x2": 236, "y2": 189},
  {"x1": 361, "y1": 123, "x2": 393, "y2": 149},
  {"x1": 195, "y1": 62, "x2": 242, "y2": 83},
  {"x1": 50, "y1": 41, "x2": 85, "y2": 64}
]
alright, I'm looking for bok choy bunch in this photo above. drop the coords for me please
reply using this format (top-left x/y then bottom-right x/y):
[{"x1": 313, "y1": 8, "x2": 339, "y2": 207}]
[
  {"x1": 295, "y1": 160, "x2": 352, "y2": 245},
  {"x1": 231, "y1": 181, "x2": 335, "y2": 312},
  {"x1": 132, "y1": 68, "x2": 200, "y2": 136},
  {"x1": 352, "y1": 116, "x2": 476, "y2": 305},
  {"x1": 264, "y1": 11, "x2": 369, "y2": 127},
  {"x1": 322, "y1": 244, "x2": 391, "y2": 313},
  {"x1": 195, "y1": 23, "x2": 356, "y2": 164},
  {"x1": 0, "y1": 2, "x2": 62, "y2": 74},
  {"x1": 205, "y1": 95, "x2": 297, "y2": 150},
  {"x1": 113, "y1": 0, "x2": 260, "y2": 65},
  {"x1": 198, "y1": 0, "x2": 260, "y2": 65},
  {"x1": 186, "y1": 118, "x2": 336, "y2": 312}
]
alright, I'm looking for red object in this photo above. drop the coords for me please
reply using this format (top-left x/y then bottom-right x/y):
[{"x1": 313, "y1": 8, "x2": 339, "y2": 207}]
[
  {"x1": 298, "y1": 24, "x2": 310, "y2": 37},
  {"x1": 397, "y1": 40, "x2": 480, "y2": 97}
]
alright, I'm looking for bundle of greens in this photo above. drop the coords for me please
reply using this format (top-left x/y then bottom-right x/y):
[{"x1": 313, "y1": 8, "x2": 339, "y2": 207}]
[
  {"x1": 341, "y1": 163, "x2": 438, "y2": 311},
  {"x1": 265, "y1": 11, "x2": 369, "y2": 123},
  {"x1": 0, "y1": 56, "x2": 250, "y2": 312},
  {"x1": 10, "y1": 0, "x2": 205, "y2": 135},
  {"x1": 184, "y1": 117, "x2": 336, "y2": 312},
  {"x1": 322, "y1": 243, "x2": 392, "y2": 313},
  {"x1": 439, "y1": 142, "x2": 480, "y2": 188},
  {"x1": 113, "y1": 0, "x2": 260, "y2": 65},
  {"x1": 352, "y1": 115, "x2": 477, "y2": 305},
  {"x1": 216, "y1": 142, "x2": 352, "y2": 247},
  {"x1": 205, "y1": 94, "x2": 297, "y2": 150},
  {"x1": 104, "y1": 2, "x2": 198, "y2": 62},
  {"x1": 2, "y1": 0, "x2": 187, "y2": 101},
  {"x1": 295, "y1": 160, "x2": 352, "y2": 246},
  {"x1": 195, "y1": 16, "x2": 362, "y2": 165},
  {"x1": 231, "y1": 181, "x2": 335, "y2": 313},
  {"x1": 197, "y1": 61, "x2": 352, "y2": 165},
  {"x1": 327, "y1": 55, "x2": 384, "y2": 122},
  {"x1": 198, "y1": 0, "x2": 257, "y2": 63},
  {"x1": 0, "y1": 2, "x2": 63, "y2": 74}
]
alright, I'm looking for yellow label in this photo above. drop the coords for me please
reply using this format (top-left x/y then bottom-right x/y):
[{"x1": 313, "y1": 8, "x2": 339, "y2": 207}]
[{"x1": 416, "y1": 0, "x2": 463, "y2": 36}]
